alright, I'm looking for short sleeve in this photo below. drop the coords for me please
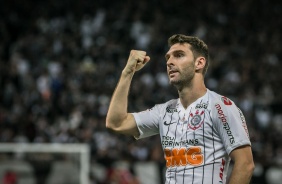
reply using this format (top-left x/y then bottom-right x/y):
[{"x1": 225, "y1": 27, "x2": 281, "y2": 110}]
[
  {"x1": 132, "y1": 104, "x2": 162, "y2": 139},
  {"x1": 212, "y1": 98, "x2": 251, "y2": 155}
]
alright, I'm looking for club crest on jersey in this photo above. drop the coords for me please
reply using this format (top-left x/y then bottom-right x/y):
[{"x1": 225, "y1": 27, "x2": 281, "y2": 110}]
[
  {"x1": 221, "y1": 96, "x2": 232, "y2": 105},
  {"x1": 188, "y1": 110, "x2": 205, "y2": 130}
]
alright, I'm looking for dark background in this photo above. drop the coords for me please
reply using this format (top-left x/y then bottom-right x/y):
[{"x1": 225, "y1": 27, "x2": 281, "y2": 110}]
[{"x1": 0, "y1": 0, "x2": 281, "y2": 183}]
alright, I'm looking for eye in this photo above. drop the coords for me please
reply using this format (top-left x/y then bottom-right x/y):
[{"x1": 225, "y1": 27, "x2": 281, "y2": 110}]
[
  {"x1": 175, "y1": 53, "x2": 184, "y2": 58},
  {"x1": 165, "y1": 55, "x2": 170, "y2": 61}
]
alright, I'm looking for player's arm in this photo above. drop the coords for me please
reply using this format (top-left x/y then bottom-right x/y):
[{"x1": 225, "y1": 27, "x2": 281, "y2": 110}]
[
  {"x1": 212, "y1": 99, "x2": 254, "y2": 184},
  {"x1": 106, "y1": 50, "x2": 150, "y2": 137},
  {"x1": 228, "y1": 145, "x2": 254, "y2": 184}
]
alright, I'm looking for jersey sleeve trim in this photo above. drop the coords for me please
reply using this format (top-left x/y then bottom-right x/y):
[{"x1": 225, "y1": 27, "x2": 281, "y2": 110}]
[
  {"x1": 132, "y1": 112, "x2": 144, "y2": 140},
  {"x1": 226, "y1": 140, "x2": 251, "y2": 155}
]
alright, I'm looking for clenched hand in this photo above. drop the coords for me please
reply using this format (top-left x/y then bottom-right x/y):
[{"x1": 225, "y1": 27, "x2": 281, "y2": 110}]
[{"x1": 123, "y1": 50, "x2": 150, "y2": 74}]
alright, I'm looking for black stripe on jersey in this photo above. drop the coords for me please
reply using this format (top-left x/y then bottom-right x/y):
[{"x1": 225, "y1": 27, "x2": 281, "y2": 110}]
[
  {"x1": 178, "y1": 109, "x2": 185, "y2": 184},
  {"x1": 193, "y1": 98, "x2": 205, "y2": 184},
  {"x1": 173, "y1": 111, "x2": 181, "y2": 183},
  {"x1": 163, "y1": 110, "x2": 167, "y2": 120},
  {"x1": 207, "y1": 101, "x2": 215, "y2": 184},
  {"x1": 163, "y1": 102, "x2": 177, "y2": 184},
  {"x1": 181, "y1": 111, "x2": 185, "y2": 184},
  {"x1": 192, "y1": 168, "x2": 195, "y2": 183},
  {"x1": 165, "y1": 112, "x2": 174, "y2": 137},
  {"x1": 201, "y1": 99, "x2": 206, "y2": 184},
  {"x1": 192, "y1": 108, "x2": 196, "y2": 184},
  {"x1": 183, "y1": 108, "x2": 192, "y2": 184},
  {"x1": 166, "y1": 111, "x2": 174, "y2": 184}
]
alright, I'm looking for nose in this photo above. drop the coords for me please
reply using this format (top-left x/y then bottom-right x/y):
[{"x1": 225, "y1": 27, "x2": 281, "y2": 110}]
[
  {"x1": 166, "y1": 57, "x2": 173, "y2": 65},
  {"x1": 166, "y1": 57, "x2": 174, "y2": 68}
]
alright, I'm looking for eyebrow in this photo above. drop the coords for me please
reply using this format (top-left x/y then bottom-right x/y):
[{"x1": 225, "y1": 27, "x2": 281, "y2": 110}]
[{"x1": 165, "y1": 50, "x2": 185, "y2": 60}]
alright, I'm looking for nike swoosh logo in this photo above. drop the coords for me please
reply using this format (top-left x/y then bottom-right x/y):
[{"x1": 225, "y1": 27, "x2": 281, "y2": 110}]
[{"x1": 164, "y1": 121, "x2": 176, "y2": 126}]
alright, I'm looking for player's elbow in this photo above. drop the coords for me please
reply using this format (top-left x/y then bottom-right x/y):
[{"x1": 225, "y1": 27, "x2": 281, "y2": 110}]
[
  {"x1": 105, "y1": 118, "x2": 116, "y2": 130},
  {"x1": 105, "y1": 120, "x2": 112, "y2": 129},
  {"x1": 106, "y1": 121, "x2": 128, "y2": 135},
  {"x1": 106, "y1": 114, "x2": 138, "y2": 136},
  {"x1": 247, "y1": 160, "x2": 255, "y2": 174},
  {"x1": 244, "y1": 155, "x2": 255, "y2": 174},
  {"x1": 105, "y1": 116, "x2": 123, "y2": 132},
  {"x1": 106, "y1": 121, "x2": 118, "y2": 132},
  {"x1": 240, "y1": 158, "x2": 255, "y2": 176}
]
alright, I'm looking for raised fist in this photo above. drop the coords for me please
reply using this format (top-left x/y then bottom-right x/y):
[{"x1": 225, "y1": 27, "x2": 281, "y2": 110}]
[{"x1": 124, "y1": 50, "x2": 150, "y2": 74}]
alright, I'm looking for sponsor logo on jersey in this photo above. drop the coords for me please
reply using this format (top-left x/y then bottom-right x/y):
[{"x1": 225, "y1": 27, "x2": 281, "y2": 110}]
[
  {"x1": 166, "y1": 105, "x2": 178, "y2": 113},
  {"x1": 162, "y1": 136, "x2": 199, "y2": 147},
  {"x1": 221, "y1": 96, "x2": 232, "y2": 105},
  {"x1": 215, "y1": 104, "x2": 235, "y2": 144},
  {"x1": 162, "y1": 139, "x2": 199, "y2": 147},
  {"x1": 188, "y1": 110, "x2": 205, "y2": 130},
  {"x1": 164, "y1": 121, "x2": 177, "y2": 126},
  {"x1": 164, "y1": 146, "x2": 204, "y2": 167},
  {"x1": 195, "y1": 103, "x2": 208, "y2": 109}
]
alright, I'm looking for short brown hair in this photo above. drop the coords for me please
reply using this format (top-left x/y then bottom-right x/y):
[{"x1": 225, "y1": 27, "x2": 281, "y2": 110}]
[{"x1": 168, "y1": 34, "x2": 209, "y2": 76}]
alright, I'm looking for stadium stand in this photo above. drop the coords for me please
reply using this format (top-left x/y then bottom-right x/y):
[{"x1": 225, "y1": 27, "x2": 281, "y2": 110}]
[{"x1": 0, "y1": 0, "x2": 281, "y2": 183}]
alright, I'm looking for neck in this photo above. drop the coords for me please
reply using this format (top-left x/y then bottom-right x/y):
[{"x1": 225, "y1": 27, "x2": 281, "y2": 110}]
[{"x1": 177, "y1": 76, "x2": 207, "y2": 109}]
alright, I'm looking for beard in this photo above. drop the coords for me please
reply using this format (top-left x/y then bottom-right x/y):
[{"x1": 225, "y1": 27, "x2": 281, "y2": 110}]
[{"x1": 169, "y1": 65, "x2": 195, "y2": 90}]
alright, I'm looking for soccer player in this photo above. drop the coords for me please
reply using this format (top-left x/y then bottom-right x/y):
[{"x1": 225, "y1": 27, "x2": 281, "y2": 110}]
[{"x1": 106, "y1": 34, "x2": 254, "y2": 184}]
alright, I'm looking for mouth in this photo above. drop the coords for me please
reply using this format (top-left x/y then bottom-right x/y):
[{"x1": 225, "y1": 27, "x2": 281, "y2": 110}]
[{"x1": 168, "y1": 70, "x2": 178, "y2": 76}]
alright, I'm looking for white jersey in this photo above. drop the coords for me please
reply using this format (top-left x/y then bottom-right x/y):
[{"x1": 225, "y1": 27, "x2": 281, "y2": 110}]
[{"x1": 132, "y1": 89, "x2": 251, "y2": 184}]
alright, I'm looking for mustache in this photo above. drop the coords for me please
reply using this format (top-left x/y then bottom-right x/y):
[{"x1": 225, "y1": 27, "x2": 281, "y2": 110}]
[{"x1": 167, "y1": 66, "x2": 179, "y2": 74}]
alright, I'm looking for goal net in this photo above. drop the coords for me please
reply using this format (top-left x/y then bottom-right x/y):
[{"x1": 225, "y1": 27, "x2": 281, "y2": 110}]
[{"x1": 0, "y1": 143, "x2": 90, "y2": 184}]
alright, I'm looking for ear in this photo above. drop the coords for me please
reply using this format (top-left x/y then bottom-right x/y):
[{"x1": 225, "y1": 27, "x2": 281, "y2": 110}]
[{"x1": 195, "y1": 57, "x2": 206, "y2": 72}]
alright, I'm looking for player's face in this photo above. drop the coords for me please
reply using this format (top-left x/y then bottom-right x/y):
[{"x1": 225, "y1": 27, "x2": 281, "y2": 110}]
[{"x1": 165, "y1": 43, "x2": 196, "y2": 88}]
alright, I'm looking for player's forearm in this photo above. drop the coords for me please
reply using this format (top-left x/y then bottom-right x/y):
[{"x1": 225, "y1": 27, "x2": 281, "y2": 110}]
[
  {"x1": 228, "y1": 161, "x2": 254, "y2": 184},
  {"x1": 106, "y1": 70, "x2": 134, "y2": 130}
]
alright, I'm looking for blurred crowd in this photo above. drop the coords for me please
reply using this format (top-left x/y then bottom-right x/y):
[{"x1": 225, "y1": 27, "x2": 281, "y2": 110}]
[{"x1": 0, "y1": 0, "x2": 282, "y2": 183}]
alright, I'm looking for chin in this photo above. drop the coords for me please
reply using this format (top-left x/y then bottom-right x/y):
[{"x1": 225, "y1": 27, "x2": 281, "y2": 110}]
[
  {"x1": 169, "y1": 79, "x2": 180, "y2": 86},
  {"x1": 169, "y1": 79, "x2": 187, "y2": 89},
  {"x1": 169, "y1": 78, "x2": 176, "y2": 84}
]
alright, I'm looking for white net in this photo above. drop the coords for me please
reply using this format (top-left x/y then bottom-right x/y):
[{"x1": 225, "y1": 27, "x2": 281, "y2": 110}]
[{"x1": 0, "y1": 143, "x2": 90, "y2": 184}]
